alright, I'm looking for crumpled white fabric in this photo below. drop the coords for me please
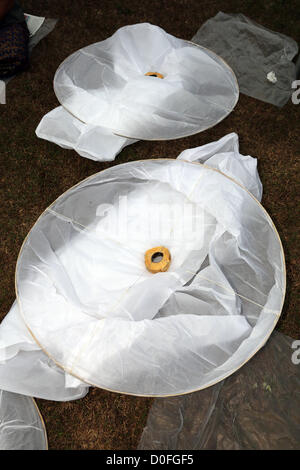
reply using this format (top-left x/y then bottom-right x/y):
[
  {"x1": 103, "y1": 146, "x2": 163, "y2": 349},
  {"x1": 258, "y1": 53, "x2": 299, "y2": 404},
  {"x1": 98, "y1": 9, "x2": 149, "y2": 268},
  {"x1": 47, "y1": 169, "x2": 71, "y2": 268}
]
[
  {"x1": 36, "y1": 22, "x2": 238, "y2": 161},
  {"x1": 0, "y1": 133, "x2": 280, "y2": 399},
  {"x1": 177, "y1": 132, "x2": 262, "y2": 201}
]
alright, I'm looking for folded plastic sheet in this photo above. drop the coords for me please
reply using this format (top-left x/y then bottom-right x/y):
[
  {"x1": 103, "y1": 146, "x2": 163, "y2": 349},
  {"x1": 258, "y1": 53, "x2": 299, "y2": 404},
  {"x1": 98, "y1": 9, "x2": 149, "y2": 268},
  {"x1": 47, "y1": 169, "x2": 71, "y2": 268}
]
[
  {"x1": 0, "y1": 134, "x2": 280, "y2": 400},
  {"x1": 192, "y1": 12, "x2": 298, "y2": 107},
  {"x1": 36, "y1": 22, "x2": 238, "y2": 161},
  {"x1": 138, "y1": 331, "x2": 300, "y2": 450},
  {"x1": 0, "y1": 390, "x2": 47, "y2": 450}
]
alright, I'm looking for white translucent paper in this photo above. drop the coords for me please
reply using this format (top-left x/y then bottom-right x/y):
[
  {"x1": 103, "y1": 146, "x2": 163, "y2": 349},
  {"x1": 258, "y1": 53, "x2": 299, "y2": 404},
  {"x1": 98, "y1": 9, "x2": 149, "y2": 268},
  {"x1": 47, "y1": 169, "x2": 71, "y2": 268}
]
[
  {"x1": 54, "y1": 23, "x2": 238, "y2": 141},
  {"x1": 14, "y1": 140, "x2": 284, "y2": 396},
  {"x1": 0, "y1": 390, "x2": 47, "y2": 450}
]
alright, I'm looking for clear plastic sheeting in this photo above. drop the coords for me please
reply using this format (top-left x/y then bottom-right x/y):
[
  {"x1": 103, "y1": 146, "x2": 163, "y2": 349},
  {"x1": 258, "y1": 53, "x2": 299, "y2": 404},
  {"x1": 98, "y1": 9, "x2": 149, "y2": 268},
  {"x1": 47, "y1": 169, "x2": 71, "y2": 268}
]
[
  {"x1": 0, "y1": 390, "x2": 47, "y2": 450},
  {"x1": 138, "y1": 331, "x2": 300, "y2": 450},
  {"x1": 53, "y1": 23, "x2": 238, "y2": 141},
  {"x1": 192, "y1": 12, "x2": 298, "y2": 107},
  {"x1": 14, "y1": 151, "x2": 284, "y2": 396}
]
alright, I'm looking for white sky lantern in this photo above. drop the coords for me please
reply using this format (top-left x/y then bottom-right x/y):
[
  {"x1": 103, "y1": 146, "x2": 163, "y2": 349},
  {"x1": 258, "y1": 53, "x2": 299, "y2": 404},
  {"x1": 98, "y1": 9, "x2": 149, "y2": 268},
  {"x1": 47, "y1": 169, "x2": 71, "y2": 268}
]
[
  {"x1": 15, "y1": 157, "x2": 285, "y2": 396},
  {"x1": 36, "y1": 23, "x2": 239, "y2": 161}
]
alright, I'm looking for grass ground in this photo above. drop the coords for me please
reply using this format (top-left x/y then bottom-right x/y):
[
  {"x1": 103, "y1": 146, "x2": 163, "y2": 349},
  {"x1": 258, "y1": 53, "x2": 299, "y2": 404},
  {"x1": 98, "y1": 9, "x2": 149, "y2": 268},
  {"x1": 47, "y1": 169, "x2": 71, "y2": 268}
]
[{"x1": 0, "y1": 0, "x2": 299, "y2": 450}]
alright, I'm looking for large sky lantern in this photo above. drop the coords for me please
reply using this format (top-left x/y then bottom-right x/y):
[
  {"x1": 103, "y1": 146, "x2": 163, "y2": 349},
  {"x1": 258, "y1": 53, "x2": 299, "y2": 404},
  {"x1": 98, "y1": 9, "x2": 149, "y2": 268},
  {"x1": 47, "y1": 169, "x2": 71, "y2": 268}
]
[
  {"x1": 15, "y1": 158, "x2": 285, "y2": 396},
  {"x1": 36, "y1": 23, "x2": 239, "y2": 161}
]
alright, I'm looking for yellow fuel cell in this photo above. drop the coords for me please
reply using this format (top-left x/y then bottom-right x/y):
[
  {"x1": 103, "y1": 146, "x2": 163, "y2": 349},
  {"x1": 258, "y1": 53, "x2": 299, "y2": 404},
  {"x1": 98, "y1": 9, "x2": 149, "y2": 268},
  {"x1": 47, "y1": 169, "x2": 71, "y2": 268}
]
[
  {"x1": 145, "y1": 72, "x2": 164, "y2": 79},
  {"x1": 145, "y1": 246, "x2": 171, "y2": 273}
]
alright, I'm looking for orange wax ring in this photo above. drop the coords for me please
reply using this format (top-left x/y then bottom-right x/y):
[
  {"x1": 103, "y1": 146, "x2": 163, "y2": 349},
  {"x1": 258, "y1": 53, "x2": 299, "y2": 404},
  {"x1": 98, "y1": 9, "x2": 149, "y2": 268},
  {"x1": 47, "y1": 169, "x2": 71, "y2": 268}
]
[
  {"x1": 145, "y1": 72, "x2": 164, "y2": 79},
  {"x1": 145, "y1": 246, "x2": 171, "y2": 273}
]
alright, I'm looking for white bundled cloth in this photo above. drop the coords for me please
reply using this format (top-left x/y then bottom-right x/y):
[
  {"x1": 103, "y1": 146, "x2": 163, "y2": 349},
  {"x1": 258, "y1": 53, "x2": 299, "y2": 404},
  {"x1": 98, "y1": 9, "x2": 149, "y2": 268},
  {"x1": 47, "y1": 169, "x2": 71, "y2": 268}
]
[
  {"x1": 0, "y1": 133, "x2": 284, "y2": 399},
  {"x1": 36, "y1": 23, "x2": 239, "y2": 161}
]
